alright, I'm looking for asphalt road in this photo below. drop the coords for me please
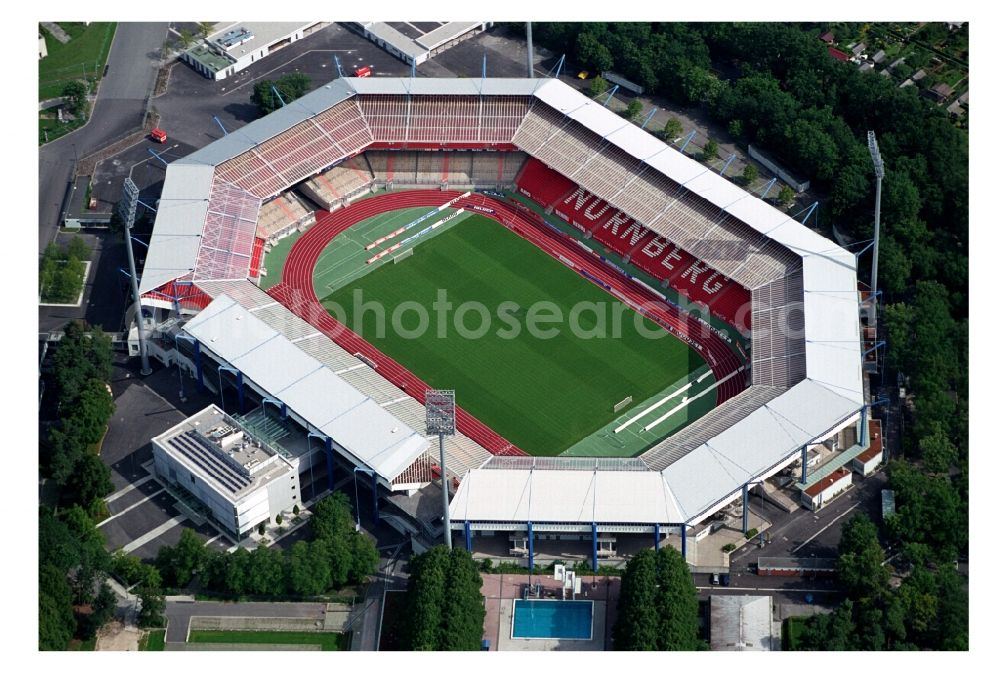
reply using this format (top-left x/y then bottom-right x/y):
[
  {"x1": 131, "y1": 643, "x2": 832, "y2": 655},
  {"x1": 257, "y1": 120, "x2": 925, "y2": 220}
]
[
  {"x1": 728, "y1": 470, "x2": 889, "y2": 568},
  {"x1": 38, "y1": 22, "x2": 168, "y2": 252}
]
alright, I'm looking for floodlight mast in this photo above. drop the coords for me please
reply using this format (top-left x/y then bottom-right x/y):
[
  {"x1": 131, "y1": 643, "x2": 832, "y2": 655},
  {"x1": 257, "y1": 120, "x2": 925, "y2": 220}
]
[
  {"x1": 867, "y1": 131, "x2": 885, "y2": 294},
  {"x1": 525, "y1": 22, "x2": 534, "y2": 78},
  {"x1": 426, "y1": 390, "x2": 456, "y2": 549},
  {"x1": 120, "y1": 178, "x2": 152, "y2": 376}
]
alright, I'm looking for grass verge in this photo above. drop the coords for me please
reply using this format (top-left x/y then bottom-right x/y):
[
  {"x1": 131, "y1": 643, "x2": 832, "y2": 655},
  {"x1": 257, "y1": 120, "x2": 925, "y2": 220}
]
[{"x1": 187, "y1": 630, "x2": 349, "y2": 651}]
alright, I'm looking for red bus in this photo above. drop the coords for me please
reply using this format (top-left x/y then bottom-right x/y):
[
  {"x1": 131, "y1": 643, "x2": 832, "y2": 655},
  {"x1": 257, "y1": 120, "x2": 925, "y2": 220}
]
[
  {"x1": 354, "y1": 65, "x2": 372, "y2": 78},
  {"x1": 150, "y1": 128, "x2": 167, "y2": 143}
]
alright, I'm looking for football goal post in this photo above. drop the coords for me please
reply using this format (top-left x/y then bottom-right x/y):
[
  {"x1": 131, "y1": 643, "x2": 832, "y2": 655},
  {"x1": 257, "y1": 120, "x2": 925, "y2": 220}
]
[{"x1": 613, "y1": 396, "x2": 633, "y2": 413}]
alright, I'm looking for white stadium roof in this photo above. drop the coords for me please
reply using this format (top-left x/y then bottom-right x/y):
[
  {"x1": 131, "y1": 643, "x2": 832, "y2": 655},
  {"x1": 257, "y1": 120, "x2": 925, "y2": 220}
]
[
  {"x1": 183, "y1": 294, "x2": 430, "y2": 482},
  {"x1": 450, "y1": 469, "x2": 684, "y2": 526},
  {"x1": 140, "y1": 76, "x2": 865, "y2": 529}
]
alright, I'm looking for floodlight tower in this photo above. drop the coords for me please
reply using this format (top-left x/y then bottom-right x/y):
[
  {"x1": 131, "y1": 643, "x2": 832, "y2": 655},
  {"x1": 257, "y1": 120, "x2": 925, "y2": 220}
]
[
  {"x1": 426, "y1": 389, "x2": 456, "y2": 549},
  {"x1": 120, "y1": 178, "x2": 152, "y2": 376},
  {"x1": 525, "y1": 22, "x2": 534, "y2": 78},
  {"x1": 867, "y1": 131, "x2": 885, "y2": 293}
]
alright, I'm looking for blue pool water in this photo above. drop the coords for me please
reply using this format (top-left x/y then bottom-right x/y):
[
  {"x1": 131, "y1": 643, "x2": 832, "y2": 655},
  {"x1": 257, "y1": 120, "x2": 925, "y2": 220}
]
[{"x1": 511, "y1": 600, "x2": 593, "y2": 640}]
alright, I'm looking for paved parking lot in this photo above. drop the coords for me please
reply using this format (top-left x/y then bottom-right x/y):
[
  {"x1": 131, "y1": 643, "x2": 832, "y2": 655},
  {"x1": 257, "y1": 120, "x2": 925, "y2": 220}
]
[
  {"x1": 98, "y1": 354, "x2": 228, "y2": 560},
  {"x1": 152, "y1": 23, "x2": 411, "y2": 151}
]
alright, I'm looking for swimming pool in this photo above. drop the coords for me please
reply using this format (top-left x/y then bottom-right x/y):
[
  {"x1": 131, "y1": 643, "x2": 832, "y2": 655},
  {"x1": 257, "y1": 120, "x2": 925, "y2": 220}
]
[{"x1": 511, "y1": 599, "x2": 594, "y2": 640}]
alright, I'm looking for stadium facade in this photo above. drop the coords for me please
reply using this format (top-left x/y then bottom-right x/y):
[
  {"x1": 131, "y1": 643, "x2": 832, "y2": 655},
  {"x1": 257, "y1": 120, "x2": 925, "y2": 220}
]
[{"x1": 135, "y1": 76, "x2": 870, "y2": 562}]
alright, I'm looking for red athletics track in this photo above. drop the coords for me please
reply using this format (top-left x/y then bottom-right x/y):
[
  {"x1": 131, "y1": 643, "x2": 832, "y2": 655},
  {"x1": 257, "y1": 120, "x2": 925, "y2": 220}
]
[{"x1": 269, "y1": 190, "x2": 748, "y2": 457}]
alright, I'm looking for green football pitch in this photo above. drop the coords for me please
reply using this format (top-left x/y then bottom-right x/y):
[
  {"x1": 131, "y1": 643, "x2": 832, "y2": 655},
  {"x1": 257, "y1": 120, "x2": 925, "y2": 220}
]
[{"x1": 321, "y1": 213, "x2": 709, "y2": 456}]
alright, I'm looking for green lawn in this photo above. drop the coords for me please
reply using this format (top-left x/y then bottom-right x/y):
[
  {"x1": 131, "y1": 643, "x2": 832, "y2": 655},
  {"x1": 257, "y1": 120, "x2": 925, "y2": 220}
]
[
  {"x1": 259, "y1": 230, "x2": 303, "y2": 290},
  {"x1": 783, "y1": 616, "x2": 808, "y2": 651},
  {"x1": 324, "y1": 214, "x2": 705, "y2": 455},
  {"x1": 39, "y1": 22, "x2": 118, "y2": 101},
  {"x1": 139, "y1": 629, "x2": 165, "y2": 651},
  {"x1": 187, "y1": 630, "x2": 349, "y2": 651},
  {"x1": 39, "y1": 115, "x2": 85, "y2": 145}
]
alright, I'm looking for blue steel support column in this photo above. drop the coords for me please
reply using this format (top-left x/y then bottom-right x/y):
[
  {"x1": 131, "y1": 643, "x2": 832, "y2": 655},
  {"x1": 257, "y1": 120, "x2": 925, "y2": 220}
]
[
  {"x1": 236, "y1": 372, "x2": 245, "y2": 414},
  {"x1": 592, "y1": 522, "x2": 598, "y2": 573},
  {"x1": 194, "y1": 342, "x2": 204, "y2": 391},
  {"x1": 527, "y1": 522, "x2": 534, "y2": 571},
  {"x1": 654, "y1": 524, "x2": 661, "y2": 551},
  {"x1": 281, "y1": 403, "x2": 288, "y2": 419},
  {"x1": 680, "y1": 524, "x2": 688, "y2": 561},
  {"x1": 324, "y1": 438, "x2": 334, "y2": 492},
  {"x1": 371, "y1": 472, "x2": 380, "y2": 523},
  {"x1": 742, "y1": 484, "x2": 749, "y2": 534},
  {"x1": 860, "y1": 406, "x2": 869, "y2": 446},
  {"x1": 464, "y1": 521, "x2": 472, "y2": 552},
  {"x1": 801, "y1": 446, "x2": 808, "y2": 484}
]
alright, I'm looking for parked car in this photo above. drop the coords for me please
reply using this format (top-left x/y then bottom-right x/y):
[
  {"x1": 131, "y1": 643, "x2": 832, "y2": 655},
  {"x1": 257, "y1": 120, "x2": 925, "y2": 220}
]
[
  {"x1": 710, "y1": 573, "x2": 720, "y2": 585},
  {"x1": 720, "y1": 574, "x2": 731, "y2": 587}
]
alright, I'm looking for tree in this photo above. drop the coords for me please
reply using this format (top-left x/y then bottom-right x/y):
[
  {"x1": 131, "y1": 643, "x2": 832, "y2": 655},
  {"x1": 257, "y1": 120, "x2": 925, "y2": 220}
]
[
  {"x1": 399, "y1": 545, "x2": 484, "y2": 650},
  {"x1": 348, "y1": 532, "x2": 379, "y2": 584},
  {"x1": 653, "y1": 547, "x2": 701, "y2": 650},
  {"x1": 727, "y1": 118, "x2": 743, "y2": 138},
  {"x1": 247, "y1": 545, "x2": 287, "y2": 596},
  {"x1": 836, "y1": 514, "x2": 889, "y2": 601},
  {"x1": 699, "y1": 138, "x2": 719, "y2": 161},
  {"x1": 197, "y1": 22, "x2": 214, "y2": 39},
  {"x1": 38, "y1": 563, "x2": 75, "y2": 650},
  {"x1": 66, "y1": 236, "x2": 89, "y2": 261},
  {"x1": 67, "y1": 378, "x2": 114, "y2": 444},
  {"x1": 292, "y1": 504, "x2": 300, "y2": 516},
  {"x1": 224, "y1": 547, "x2": 252, "y2": 596},
  {"x1": 66, "y1": 452, "x2": 114, "y2": 517},
  {"x1": 741, "y1": 163, "x2": 758, "y2": 185},
  {"x1": 589, "y1": 75, "x2": 609, "y2": 98},
  {"x1": 662, "y1": 117, "x2": 684, "y2": 141},
  {"x1": 438, "y1": 548, "x2": 486, "y2": 651},
  {"x1": 624, "y1": 99, "x2": 643, "y2": 120},
  {"x1": 61, "y1": 80, "x2": 88, "y2": 116},
  {"x1": 404, "y1": 546, "x2": 447, "y2": 649},
  {"x1": 258, "y1": 522, "x2": 266, "y2": 536},
  {"x1": 886, "y1": 461, "x2": 966, "y2": 563},
  {"x1": 614, "y1": 549, "x2": 659, "y2": 649},
  {"x1": 79, "y1": 582, "x2": 118, "y2": 640},
  {"x1": 577, "y1": 31, "x2": 613, "y2": 74},
  {"x1": 614, "y1": 547, "x2": 701, "y2": 650},
  {"x1": 778, "y1": 184, "x2": 795, "y2": 207},
  {"x1": 288, "y1": 540, "x2": 331, "y2": 596},
  {"x1": 918, "y1": 421, "x2": 958, "y2": 474},
  {"x1": 177, "y1": 28, "x2": 195, "y2": 50},
  {"x1": 137, "y1": 585, "x2": 165, "y2": 628},
  {"x1": 796, "y1": 600, "x2": 857, "y2": 650},
  {"x1": 277, "y1": 73, "x2": 311, "y2": 100},
  {"x1": 156, "y1": 528, "x2": 206, "y2": 588},
  {"x1": 111, "y1": 551, "x2": 153, "y2": 587},
  {"x1": 252, "y1": 74, "x2": 313, "y2": 116},
  {"x1": 45, "y1": 423, "x2": 86, "y2": 485},
  {"x1": 275, "y1": 513, "x2": 283, "y2": 526}
]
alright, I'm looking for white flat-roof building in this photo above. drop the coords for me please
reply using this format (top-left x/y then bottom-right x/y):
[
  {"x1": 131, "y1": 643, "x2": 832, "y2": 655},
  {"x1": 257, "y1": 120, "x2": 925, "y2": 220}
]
[
  {"x1": 349, "y1": 21, "x2": 491, "y2": 66},
  {"x1": 710, "y1": 595, "x2": 778, "y2": 651},
  {"x1": 152, "y1": 404, "x2": 300, "y2": 539},
  {"x1": 182, "y1": 21, "x2": 325, "y2": 81}
]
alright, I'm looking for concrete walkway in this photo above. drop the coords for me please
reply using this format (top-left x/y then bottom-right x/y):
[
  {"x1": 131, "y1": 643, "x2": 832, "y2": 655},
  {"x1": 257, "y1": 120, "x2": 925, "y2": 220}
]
[
  {"x1": 122, "y1": 515, "x2": 187, "y2": 553},
  {"x1": 41, "y1": 22, "x2": 71, "y2": 43}
]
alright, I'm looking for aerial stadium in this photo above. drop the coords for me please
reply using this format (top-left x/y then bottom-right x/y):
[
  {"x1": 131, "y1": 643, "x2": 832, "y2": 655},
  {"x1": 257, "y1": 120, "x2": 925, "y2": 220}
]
[{"x1": 134, "y1": 76, "x2": 869, "y2": 568}]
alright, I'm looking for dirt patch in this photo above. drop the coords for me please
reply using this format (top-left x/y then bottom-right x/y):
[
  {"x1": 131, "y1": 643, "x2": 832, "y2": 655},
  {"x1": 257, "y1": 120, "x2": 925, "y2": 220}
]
[{"x1": 96, "y1": 620, "x2": 141, "y2": 651}]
